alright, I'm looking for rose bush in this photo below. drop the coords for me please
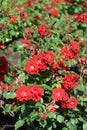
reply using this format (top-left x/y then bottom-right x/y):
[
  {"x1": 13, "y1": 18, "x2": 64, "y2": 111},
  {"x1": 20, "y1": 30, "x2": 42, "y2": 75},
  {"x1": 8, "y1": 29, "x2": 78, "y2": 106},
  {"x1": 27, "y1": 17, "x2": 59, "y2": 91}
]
[{"x1": 0, "y1": 0, "x2": 87, "y2": 130}]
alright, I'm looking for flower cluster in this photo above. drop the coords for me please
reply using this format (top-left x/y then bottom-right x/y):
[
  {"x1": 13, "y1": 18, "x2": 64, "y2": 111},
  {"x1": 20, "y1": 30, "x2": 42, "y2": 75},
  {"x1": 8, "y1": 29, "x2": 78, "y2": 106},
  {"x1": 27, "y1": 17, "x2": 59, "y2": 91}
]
[
  {"x1": 52, "y1": 88, "x2": 69, "y2": 102},
  {"x1": 51, "y1": 87, "x2": 78, "y2": 109},
  {"x1": 8, "y1": 16, "x2": 17, "y2": 23},
  {"x1": 73, "y1": 13, "x2": 87, "y2": 23},
  {"x1": 51, "y1": 60, "x2": 67, "y2": 73},
  {"x1": 61, "y1": 97, "x2": 78, "y2": 109},
  {"x1": 51, "y1": 73, "x2": 78, "y2": 109},
  {"x1": 61, "y1": 73, "x2": 78, "y2": 91},
  {"x1": 16, "y1": 85, "x2": 44, "y2": 102},
  {"x1": 60, "y1": 41, "x2": 79, "y2": 60},
  {"x1": 25, "y1": 51, "x2": 55, "y2": 75}
]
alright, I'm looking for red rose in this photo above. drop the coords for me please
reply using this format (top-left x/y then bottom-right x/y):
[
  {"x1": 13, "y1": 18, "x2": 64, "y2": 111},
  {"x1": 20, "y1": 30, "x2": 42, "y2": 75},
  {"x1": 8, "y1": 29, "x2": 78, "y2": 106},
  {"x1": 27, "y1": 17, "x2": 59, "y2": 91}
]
[
  {"x1": 73, "y1": 14, "x2": 79, "y2": 20},
  {"x1": 27, "y1": 1, "x2": 34, "y2": 6},
  {"x1": 8, "y1": 16, "x2": 17, "y2": 23},
  {"x1": 77, "y1": 14, "x2": 87, "y2": 23},
  {"x1": 42, "y1": 51, "x2": 55, "y2": 64},
  {"x1": 25, "y1": 59, "x2": 39, "y2": 75},
  {"x1": 51, "y1": 10, "x2": 59, "y2": 17},
  {"x1": 38, "y1": 24, "x2": 50, "y2": 36},
  {"x1": 61, "y1": 74, "x2": 78, "y2": 91},
  {"x1": 62, "y1": 97, "x2": 78, "y2": 109},
  {"x1": 60, "y1": 41, "x2": 79, "y2": 60},
  {"x1": 51, "y1": 63, "x2": 59, "y2": 72},
  {"x1": 16, "y1": 86, "x2": 31, "y2": 102},
  {"x1": 57, "y1": 60, "x2": 67, "y2": 70},
  {"x1": 51, "y1": 60, "x2": 67, "y2": 72},
  {"x1": 52, "y1": 88, "x2": 69, "y2": 102},
  {"x1": 32, "y1": 54, "x2": 47, "y2": 71},
  {"x1": 67, "y1": 97, "x2": 78, "y2": 109},
  {"x1": 20, "y1": 39, "x2": 31, "y2": 49},
  {"x1": 30, "y1": 85, "x2": 44, "y2": 102},
  {"x1": 70, "y1": 41, "x2": 79, "y2": 54},
  {"x1": 16, "y1": 85, "x2": 44, "y2": 102},
  {"x1": 60, "y1": 46, "x2": 75, "y2": 60},
  {"x1": 0, "y1": 84, "x2": 7, "y2": 92}
]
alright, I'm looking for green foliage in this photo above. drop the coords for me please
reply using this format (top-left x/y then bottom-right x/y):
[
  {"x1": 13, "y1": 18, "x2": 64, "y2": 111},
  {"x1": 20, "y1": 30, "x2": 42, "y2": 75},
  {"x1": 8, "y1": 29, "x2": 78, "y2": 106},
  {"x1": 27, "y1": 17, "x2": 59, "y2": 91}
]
[
  {"x1": 57, "y1": 115, "x2": 65, "y2": 123},
  {"x1": 3, "y1": 91, "x2": 16, "y2": 99},
  {"x1": 0, "y1": 0, "x2": 87, "y2": 130},
  {"x1": 83, "y1": 122, "x2": 87, "y2": 130},
  {"x1": 15, "y1": 119, "x2": 25, "y2": 130}
]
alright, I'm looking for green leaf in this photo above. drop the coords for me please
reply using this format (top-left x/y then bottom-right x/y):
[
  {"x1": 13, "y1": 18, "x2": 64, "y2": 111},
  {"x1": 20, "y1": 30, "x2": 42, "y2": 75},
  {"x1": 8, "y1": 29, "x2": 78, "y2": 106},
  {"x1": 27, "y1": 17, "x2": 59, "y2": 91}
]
[
  {"x1": 85, "y1": 108, "x2": 87, "y2": 112},
  {"x1": 83, "y1": 97, "x2": 87, "y2": 102},
  {"x1": 3, "y1": 91, "x2": 16, "y2": 99},
  {"x1": 47, "y1": 112, "x2": 56, "y2": 119},
  {"x1": 47, "y1": 126, "x2": 53, "y2": 130},
  {"x1": 76, "y1": 84, "x2": 85, "y2": 92},
  {"x1": 57, "y1": 115, "x2": 64, "y2": 123},
  {"x1": 0, "y1": 89, "x2": 2, "y2": 98},
  {"x1": 21, "y1": 104, "x2": 26, "y2": 113},
  {"x1": 39, "y1": 120, "x2": 47, "y2": 128},
  {"x1": 13, "y1": 106, "x2": 20, "y2": 112},
  {"x1": 10, "y1": 30, "x2": 16, "y2": 36},
  {"x1": 3, "y1": 104, "x2": 11, "y2": 113},
  {"x1": 12, "y1": 85, "x2": 18, "y2": 91},
  {"x1": 66, "y1": 121, "x2": 77, "y2": 130},
  {"x1": 15, "y1": 120, "x2": 25, "y2": 130},
  {"x1": 78, "y1": 117, "x2": 84, "y2": 122},
  {"x1": 52, "y1": 122, "x2": 57, "y2": 128},
  {"x1": 83, "y1": 122, "x2": 87, "y2": 130},
  {"x1": 62, "y1": 127, "x2": 68, "y2": 130},
  {"x1": 71, "y1": 118, "x2": 77, "y2": 125}
]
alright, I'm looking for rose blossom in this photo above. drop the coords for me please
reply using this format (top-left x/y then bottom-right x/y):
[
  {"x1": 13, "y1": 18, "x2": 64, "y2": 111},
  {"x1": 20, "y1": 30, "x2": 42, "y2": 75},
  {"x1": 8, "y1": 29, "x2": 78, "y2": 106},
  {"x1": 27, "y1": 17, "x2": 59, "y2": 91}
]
[
  {"x1": 25, "y1": 59, "x2": 39, "y2": 75},
  {"x1": 51, "y1": 10, "x2": 59, "y2": 17},
  {"x1": 16, "y1": 85, "x2": 44, "y2": 102},
  {"x1": 38, "y1": 24, "x2": 50, "y2": 36}
]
